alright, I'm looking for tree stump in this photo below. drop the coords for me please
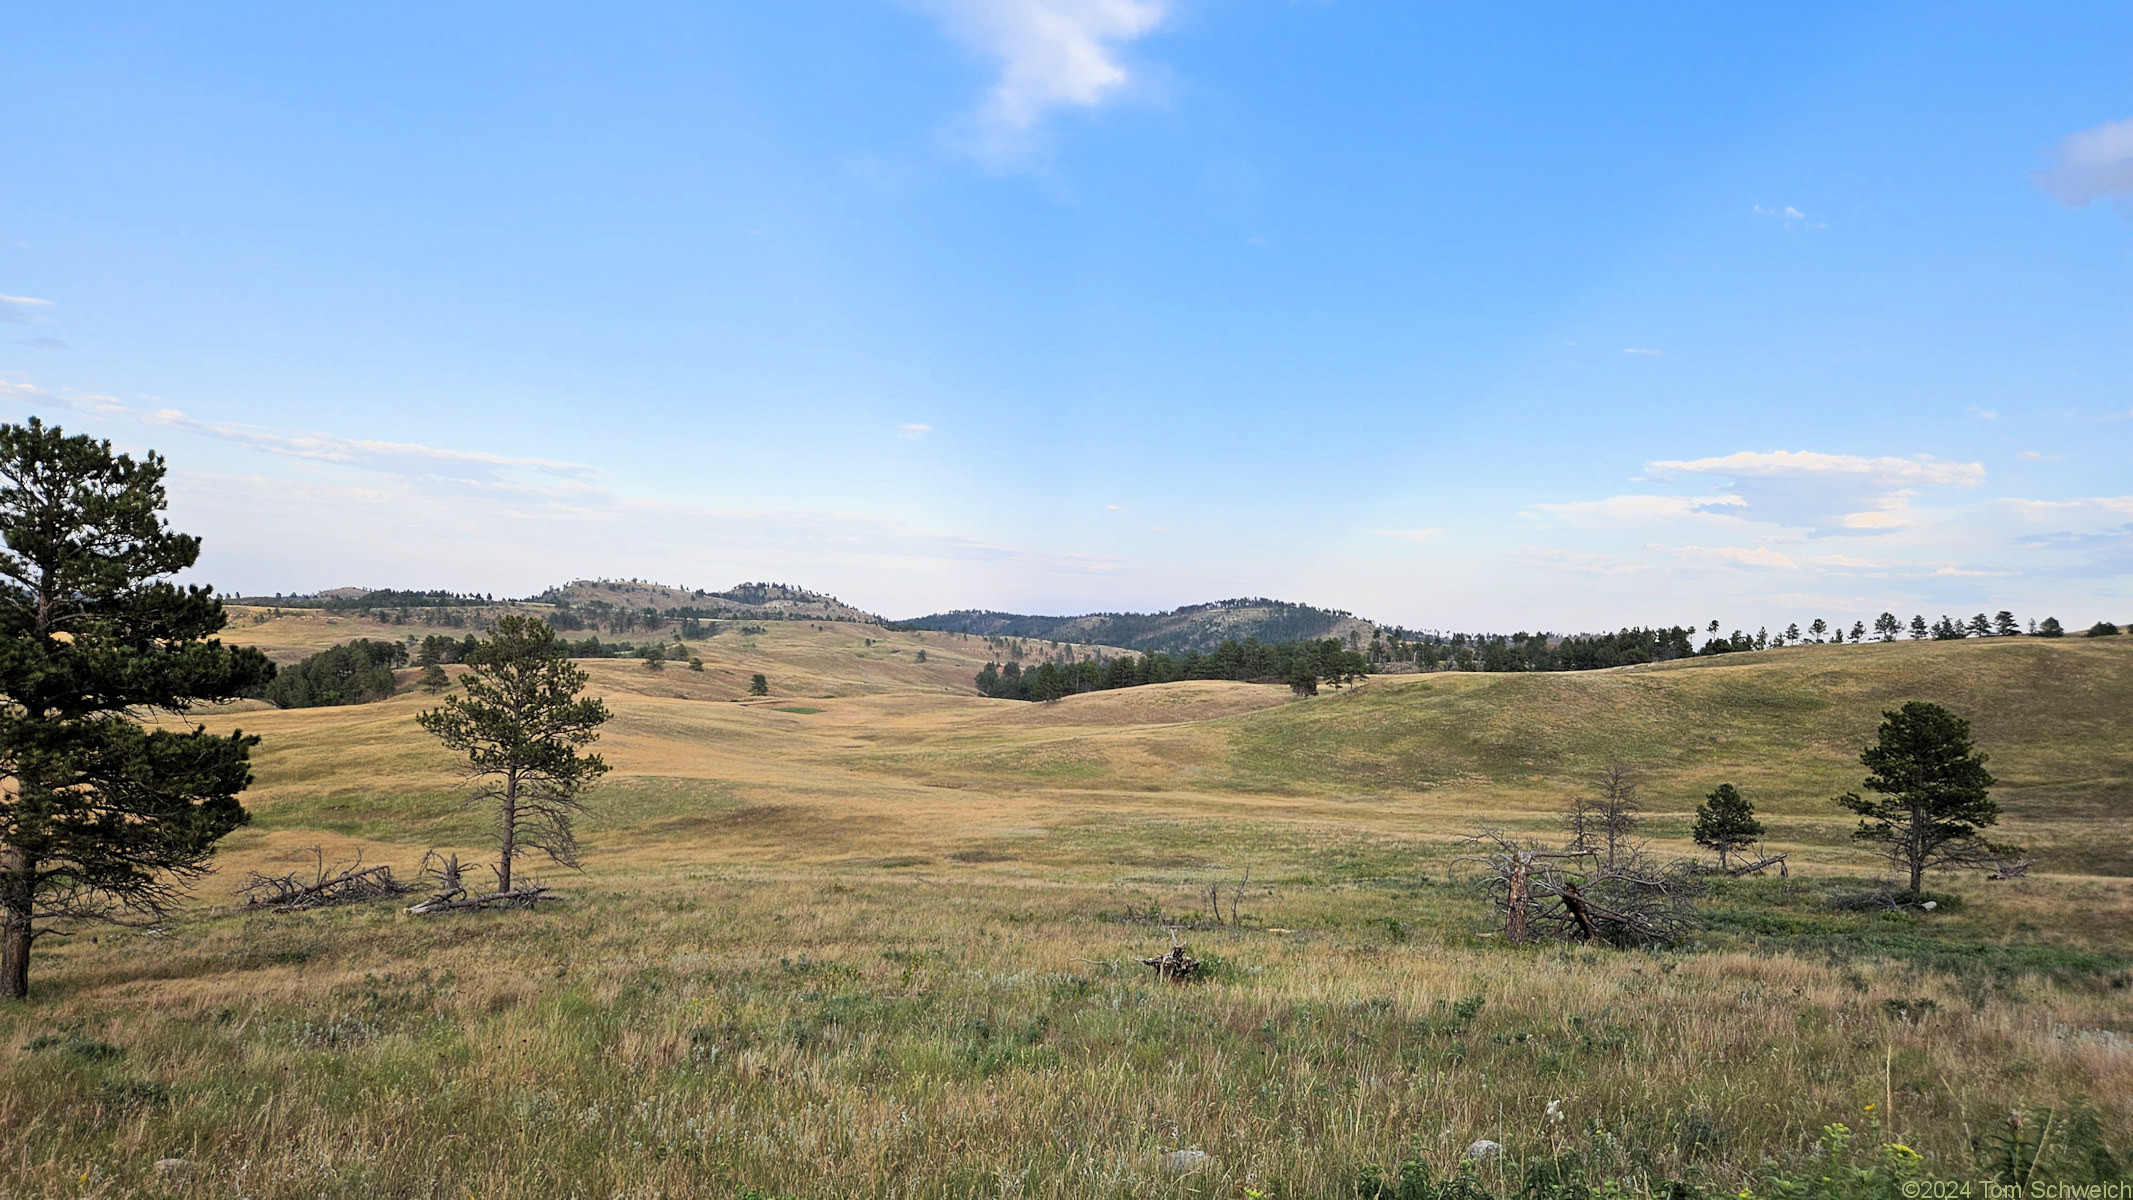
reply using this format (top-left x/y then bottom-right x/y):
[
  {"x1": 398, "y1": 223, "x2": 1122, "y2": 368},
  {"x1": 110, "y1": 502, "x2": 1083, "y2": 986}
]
[{"x1": 1139, "y1": 931, "x2": 1201, "y2": 982}]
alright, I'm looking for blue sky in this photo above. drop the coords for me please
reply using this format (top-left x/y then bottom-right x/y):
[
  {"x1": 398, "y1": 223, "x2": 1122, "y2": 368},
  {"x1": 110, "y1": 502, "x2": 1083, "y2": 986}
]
[{"x1": 4, "y1": 1, "x2": 2130, "y2": 631}]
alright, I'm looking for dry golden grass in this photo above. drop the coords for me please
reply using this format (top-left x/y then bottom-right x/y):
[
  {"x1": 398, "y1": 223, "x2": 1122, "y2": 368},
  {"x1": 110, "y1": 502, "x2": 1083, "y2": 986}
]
[{"x1": 3, "y1": 629, "x2": 2130, "y2": 1198}]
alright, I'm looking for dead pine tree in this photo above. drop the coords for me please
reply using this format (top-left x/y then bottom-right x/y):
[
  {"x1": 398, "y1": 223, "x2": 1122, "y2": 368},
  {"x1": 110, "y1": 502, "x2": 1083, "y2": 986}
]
[
  {"x1": 416, "y1": 615, "x2": 611, "y2": 898},
  {"x1": 1465, "y1": 822, "x2": 1703, "y2": 948}
]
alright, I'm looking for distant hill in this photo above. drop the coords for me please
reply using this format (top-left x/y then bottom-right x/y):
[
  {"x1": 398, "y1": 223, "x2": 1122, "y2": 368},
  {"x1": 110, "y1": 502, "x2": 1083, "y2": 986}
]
[
  {"x1": 533, "y1": 579, "x2": 881, "y2": 623},
  {"x1": 892, "y1": 598, "x2": 1377, "y2": 655}
]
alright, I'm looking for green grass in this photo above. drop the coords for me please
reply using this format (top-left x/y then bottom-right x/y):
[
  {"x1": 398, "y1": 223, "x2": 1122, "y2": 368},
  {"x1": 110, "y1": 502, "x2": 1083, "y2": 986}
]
[{"x1": 5, "y1": 634, "x2": 2132, "y2": 1197}]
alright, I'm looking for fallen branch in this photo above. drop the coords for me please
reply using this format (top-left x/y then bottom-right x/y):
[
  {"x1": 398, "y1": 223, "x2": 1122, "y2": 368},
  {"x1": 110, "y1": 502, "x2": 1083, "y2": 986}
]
[
  {"x1": 406, "y1": 886, "x2": 559, "y2": 915},
  {"x1": 1986, "y1": 857, "x2": 2033, "y2": 880},
  {"x1": 238, "y1": 849, "x2": 410, "y2": 912},
  {"x1": 1727, "y1": 852, "x2": 1790, "y2": 877}
]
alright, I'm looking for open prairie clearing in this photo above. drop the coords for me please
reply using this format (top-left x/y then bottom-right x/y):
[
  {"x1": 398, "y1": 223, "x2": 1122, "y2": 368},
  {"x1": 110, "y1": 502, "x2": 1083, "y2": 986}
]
[{"x1": 3, "y1": 625, "x2": 2131, "y2": 1199}]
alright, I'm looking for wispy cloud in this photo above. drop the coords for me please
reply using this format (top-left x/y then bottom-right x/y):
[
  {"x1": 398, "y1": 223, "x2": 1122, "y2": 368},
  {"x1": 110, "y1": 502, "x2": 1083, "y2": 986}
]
[
  {"x1": 1370, "y1": 527, "x2": 1444, "y2": 542},
  {"x1": 0, "y1": 377, "x2": 598, "y2": 493},
  {"x1": 1651, "y1": 543, "x2": 1799, "y2": 570},
  {"x1": 897, "y1": 423, "x2": 933, "y2": 440},
  {"x1": 13, "y1": 338, "x2": 67, "y2": 351},
  {"x1": 1621, "y1": 347, "x2": 1663, "y2": 357},
  {"x1": 916, "y1": 0, "x2": 1168, "y2": 162},
  {"x1": 1752, "y1": 204, "x2": 1825, "y2": 228},
  {"x1": 1526, "y1": 494, "x2": 1745, "y2": 526},
  {"x1": 0, "y1": 295, "x2": 55, "y2": 326},
  {"x1": 2033, "y1": 115, "x2": 2133, "y2": 209},
  {"x1": 1648, "y1": 450, "x2": 1985, "y2": 489}
]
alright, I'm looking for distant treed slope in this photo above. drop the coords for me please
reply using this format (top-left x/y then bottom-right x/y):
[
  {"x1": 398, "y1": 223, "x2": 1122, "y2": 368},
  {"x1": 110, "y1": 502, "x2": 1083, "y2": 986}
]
[
  {"x1": 894, "y1": 599, "x2": 1377, "y2": 655},
  {"x1": 533, "y1": 579, "x2": 879, "y2": 622}
]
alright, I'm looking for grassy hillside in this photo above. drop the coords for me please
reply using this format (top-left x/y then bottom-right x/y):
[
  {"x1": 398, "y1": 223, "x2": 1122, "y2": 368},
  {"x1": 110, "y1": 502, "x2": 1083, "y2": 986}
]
[{"x1": 3, "y1": 629, "x2": 2130, "y2": 1197}]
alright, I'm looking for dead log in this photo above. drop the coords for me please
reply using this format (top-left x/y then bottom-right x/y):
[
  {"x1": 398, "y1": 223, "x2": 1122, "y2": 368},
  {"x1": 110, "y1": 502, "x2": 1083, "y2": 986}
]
[
  {"x1": 1986, "y1": 858, "x2": 2032, "y2": 880},
  {"x1": 1557, "y1": 882, "x2": 1601, "y2": 943},
  {"x1": 1139, "y1": 929, "x2": 1201, "y2": 982},
  {"x1": 1726, "y1": 852, "x2": 1790, "y2": 878},
  {"x1": 406, "y1": 886, "x2": 559, "y2": 915}
]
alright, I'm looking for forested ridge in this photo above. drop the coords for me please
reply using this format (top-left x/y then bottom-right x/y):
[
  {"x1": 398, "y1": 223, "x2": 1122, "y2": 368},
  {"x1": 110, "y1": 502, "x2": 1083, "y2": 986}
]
[{"x1": 977, "y1": 637, "x2": 1371, "y2": 701}]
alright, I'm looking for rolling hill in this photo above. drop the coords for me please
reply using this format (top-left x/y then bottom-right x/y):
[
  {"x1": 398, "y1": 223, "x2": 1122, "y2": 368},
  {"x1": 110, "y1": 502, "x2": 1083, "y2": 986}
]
[{"x1": 892, "y1": 597, "x2": 1378, "y2": 653}]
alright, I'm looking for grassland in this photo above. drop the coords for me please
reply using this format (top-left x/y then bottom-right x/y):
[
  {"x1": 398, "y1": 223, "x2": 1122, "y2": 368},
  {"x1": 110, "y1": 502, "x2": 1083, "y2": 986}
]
[{"x1": 2, "y1": 620, "x2": 2130, "y2": 1199}]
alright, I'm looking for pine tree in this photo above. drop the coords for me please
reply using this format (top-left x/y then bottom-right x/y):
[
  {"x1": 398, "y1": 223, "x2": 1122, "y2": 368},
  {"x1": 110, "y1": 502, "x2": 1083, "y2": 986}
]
[
  {"x1": 1835, "y1": 702, "x2": 2004, "y2": 894},
  {"x1": 0, "y1": 419, "x2": 272, "y2": 999},
  {"x1": 1692, "y1": 783, "x2": 1765, "y2": 869},
  {"x1": 749, "y1": 673, "x2": 769, "y2": 696},
  {"x1": 418, "y1": 663, "x2": 451, "y2": 692},
  {"x1": 1875, "y1": 612, "x2": 1901, "y2": 642},
  {"x1": 2037, "y1": 617, "x2": 2064, "y2": 638},
  {"x1": 416, "y1": 616, "x2": 610, "y2": 894},
  {"x1": 1908, "y1": 615, "x2": 1930, "y2": 640},
  {"x1": 1993, "y1": 611, "x2": 2019, "y2": 637}
]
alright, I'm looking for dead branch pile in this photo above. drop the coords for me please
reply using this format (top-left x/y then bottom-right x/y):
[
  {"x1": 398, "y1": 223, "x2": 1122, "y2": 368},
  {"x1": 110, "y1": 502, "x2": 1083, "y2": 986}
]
[
  {"x1": 238, "y1": 849, "x2": 410, "y2": 912},
  {"x1": 404, "y1": 850, "x2": 560, "y2": 915},
  {"x1": 1985, "y1": 856, "x2": 2033, "y2": 880},
  {"x1": 1139, "y1": 929, "x2": 1201, "y2": 982},
  {"x1": 1463, "y1": 825, "x2": 1703, "y2": 947}
]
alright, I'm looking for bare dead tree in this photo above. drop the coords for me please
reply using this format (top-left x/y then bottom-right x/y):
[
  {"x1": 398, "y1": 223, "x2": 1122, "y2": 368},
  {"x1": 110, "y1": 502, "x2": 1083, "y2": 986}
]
[
  {"x1": 237, "y1": 848, "x2": 408, "y2": 912},
  {"x1": 1591, "y1": 756, "x2": 1645, "y2": 872},
  {"x1": 1463, "y1": 824, "x2": 1702, "y2": 947},
  {"x1": 1201, "y1": 866, "x2": 1270, "y2": 928}
]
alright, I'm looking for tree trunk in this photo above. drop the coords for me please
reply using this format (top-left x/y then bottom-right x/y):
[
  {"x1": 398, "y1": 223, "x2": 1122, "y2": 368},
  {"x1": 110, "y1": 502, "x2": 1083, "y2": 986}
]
[
  {"x1": 1, "y1": 848, "x2": 31, "y2": 1001},
  {"x1": 499, "y1": 773, "x2": 517, "y2": 894},
  {"x1": 1506, "y1": 853, "x2": 1531, "y2": 945}
]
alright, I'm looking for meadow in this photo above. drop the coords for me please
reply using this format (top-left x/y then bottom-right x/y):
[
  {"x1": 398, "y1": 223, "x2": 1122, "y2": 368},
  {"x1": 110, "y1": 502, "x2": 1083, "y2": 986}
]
[{"x1": 2, "y1": 613, "x2": 2129, "y2": 1199}]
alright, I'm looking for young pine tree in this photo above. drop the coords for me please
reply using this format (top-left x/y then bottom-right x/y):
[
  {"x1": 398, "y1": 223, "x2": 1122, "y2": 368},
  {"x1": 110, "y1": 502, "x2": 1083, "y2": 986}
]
[
  {"x1": 417, "y1": 616, "x2": 611, "y2": 894},
  {"x1": 0, "y1": 419, "x2": 272, "y2": 999},
  {"x1": 749, "y1": 673, "x2": 770, "y2": 696},
  {"x1": 1692, "y1": 783, "x2": 1765, "y2": 869}
]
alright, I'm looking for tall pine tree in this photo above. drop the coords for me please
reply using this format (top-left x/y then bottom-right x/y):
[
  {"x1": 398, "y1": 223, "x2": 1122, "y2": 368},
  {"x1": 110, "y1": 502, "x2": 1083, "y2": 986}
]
[
  {"x1": 417, "y1": 616, "x2": 610, "y2": 893},
  {"x1": 0, "y1": 419, "x2": 272, "y2": 999}
]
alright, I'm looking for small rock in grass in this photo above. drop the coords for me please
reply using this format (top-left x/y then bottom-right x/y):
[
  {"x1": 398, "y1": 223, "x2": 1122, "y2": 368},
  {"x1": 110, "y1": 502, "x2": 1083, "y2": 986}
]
[
  {"x1": 1159, "y1": 1149, "x2": 1211, "y2": 1174},
  {"x1": 1464, "y1": 1140, "x2": 1504, "y2": 1161},
  {"x1": 153, "y1": 1158, "x2": 189, "y2": 1174}
]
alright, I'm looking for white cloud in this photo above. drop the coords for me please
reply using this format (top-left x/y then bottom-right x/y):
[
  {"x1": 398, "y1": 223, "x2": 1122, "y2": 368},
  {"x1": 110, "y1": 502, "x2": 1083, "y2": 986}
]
[
  {"x1": 917, "y1": 0, "x2": 1168, "y2": 160},
  {"x1": 2006, "y1": 495, "x2": 2133, "y2": 520},
  {"x1": 1526, "y1": 493, "x2": 1745, "y2": 526},
  {"x1": 2034, "y1": 116, "x2": 2133, "y2": 208},
  {"x1": 1105, "y1": 503, "x2": 1130, "y2": 513},
  {"x1": 1370, "y1": 527, "x2": 1444, "y2": 542},
  {"x1": 1648, "y1": 450, "x2": 1985, "y2": 488},
  {"x1": 1753, "y1": 205, "x2": 1807, "y2": 220},
  {"x1": 1621, "y1": 347, "x2": 1663, "y2": 357},
  {"x1": 1651, "y1": 544, "x2": 1799, "y2": 570},
  {"x1": 897, "y1": 423, "x2": 933, "y2": 440}
]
